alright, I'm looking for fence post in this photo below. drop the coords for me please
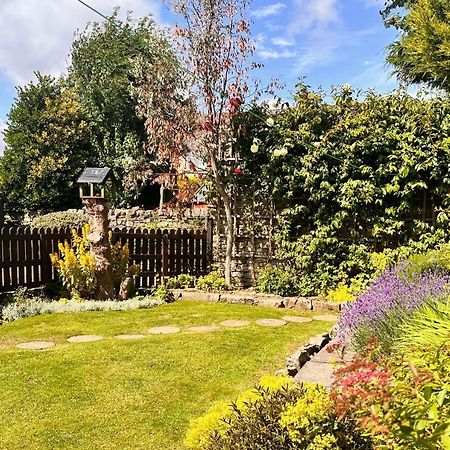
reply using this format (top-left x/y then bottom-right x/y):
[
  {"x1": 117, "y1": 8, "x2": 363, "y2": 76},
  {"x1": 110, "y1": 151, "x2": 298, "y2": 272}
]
[
  {"x1": 162, "y1": 229, "x2": 169, "y2": 281},
  {"x1": 40, "y1": 228, "x2": 50, "y2": 284},
  {"x1": 206, "y1": 218, "x2": 214, "y2": 267}
]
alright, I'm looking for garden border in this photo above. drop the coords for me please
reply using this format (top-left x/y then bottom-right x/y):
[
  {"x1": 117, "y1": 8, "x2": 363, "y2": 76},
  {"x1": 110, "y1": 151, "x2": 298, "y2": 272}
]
[{"x1": 171, "y1": 289, "x2": 342, "y2": 312}]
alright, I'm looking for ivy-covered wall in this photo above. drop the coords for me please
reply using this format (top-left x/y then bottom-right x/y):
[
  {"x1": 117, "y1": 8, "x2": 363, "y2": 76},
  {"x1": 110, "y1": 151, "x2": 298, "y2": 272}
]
[{"x1": 229, "y1": 85, "x2": 450, "y2": 294}]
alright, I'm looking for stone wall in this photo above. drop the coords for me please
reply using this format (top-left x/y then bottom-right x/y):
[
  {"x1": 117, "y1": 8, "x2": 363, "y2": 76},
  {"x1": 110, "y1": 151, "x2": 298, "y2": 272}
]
[{"x1": 23, "y1": 206, "x2": 210, "y2": 229}]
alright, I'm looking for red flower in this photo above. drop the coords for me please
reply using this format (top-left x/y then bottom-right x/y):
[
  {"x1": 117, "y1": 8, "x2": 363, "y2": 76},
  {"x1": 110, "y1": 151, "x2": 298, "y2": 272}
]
[{"x1": 233, "y1": 167, "x2": 242, "y2": 175}]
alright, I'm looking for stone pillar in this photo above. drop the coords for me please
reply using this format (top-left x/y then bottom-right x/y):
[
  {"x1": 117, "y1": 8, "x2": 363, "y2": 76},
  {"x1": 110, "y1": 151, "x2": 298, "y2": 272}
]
[{"x1": 83, "y1": 198, "x2": 115, "y2": 300}]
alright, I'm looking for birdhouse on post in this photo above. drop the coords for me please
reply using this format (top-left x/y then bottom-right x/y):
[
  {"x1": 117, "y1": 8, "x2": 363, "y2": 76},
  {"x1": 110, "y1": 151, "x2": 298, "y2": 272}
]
[
  {"x1": 77, "y1": 167, "x2": 115, "y2": 300},
  {"x1": 77, "y1": 167, "x2": 114, "y2": 200}
]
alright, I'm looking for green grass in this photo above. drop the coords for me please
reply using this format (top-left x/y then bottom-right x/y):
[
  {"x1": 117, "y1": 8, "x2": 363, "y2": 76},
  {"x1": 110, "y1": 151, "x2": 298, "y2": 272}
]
[{"x1": 0, "y1": 300, "x2": 334, "y2": 450}]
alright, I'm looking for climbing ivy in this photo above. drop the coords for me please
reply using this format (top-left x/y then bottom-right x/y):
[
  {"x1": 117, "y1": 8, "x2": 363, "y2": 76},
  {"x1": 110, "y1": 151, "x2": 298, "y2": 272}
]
[{"x1": 234, "y1": 84, "x2": 450, "y2": 295}]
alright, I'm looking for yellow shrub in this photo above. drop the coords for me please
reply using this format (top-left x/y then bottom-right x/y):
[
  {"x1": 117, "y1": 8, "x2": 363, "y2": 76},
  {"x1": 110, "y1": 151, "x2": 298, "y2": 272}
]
[
  {"x1": 326, "y1": 284, "x2": 355, "y2": 304},
  {"x1": 184, "y1": 401, "x2": 233, "y2": 450},
  {"x1": 51, "y1": 225, "x2": 139, "y2": 300},
  {"x1": 50, "y1": 224, "x2": 96, "y2": 299}
]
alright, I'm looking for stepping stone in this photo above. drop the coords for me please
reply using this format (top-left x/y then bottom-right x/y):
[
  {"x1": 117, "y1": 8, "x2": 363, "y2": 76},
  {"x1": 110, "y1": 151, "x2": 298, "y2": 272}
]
[
  {"x1": 114, "y1": 334, "x2": 146, "y2": 340},
  {"x1": 312, "y1": 314, "x2": 338, "y2": 322},
  {"x1": 187, "y1": 325, "x2": 221, "y2": 333},
  {"x1": 148, "y1": 326, "x2": 181, "y2": 335},
  {"x1": 16, "y1": 341, "x2": 55, "y2": 350},
  {"x1": 220, "y1": 320, "x2": 250, "y2": 328},
  {"x1": 283, "y1": 316, "x2": 313, "y2": 324},
  {"x1": 256, "y1": 319, "x2": 287, "y2": 327},
  {"x1": 67, "y1": 335, "x2": 103, "y2": 343}
]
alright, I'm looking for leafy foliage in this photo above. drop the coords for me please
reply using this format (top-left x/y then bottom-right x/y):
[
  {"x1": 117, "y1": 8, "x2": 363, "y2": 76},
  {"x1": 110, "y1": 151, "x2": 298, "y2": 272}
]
[
  {"x1": 166, "y1": 274, "x2": 197, "y2": 289},
  {"x1": 256, "y1": 264, "x2": 299, "y2": 297},
  {"x1": 386, "y1": 0, "x2": 450, "y2": 91},
  {"x1": 333, "y1": 335, "x2": 450, "y2": 449},
  {"x1": 196, "y1": 270, "x2": 227, "y2": 293},
  {"x1": 185, "y1": 376, "x2": 371, "y2": 450},
  {"x1": 0, "y1": 75, "x2": 92, "y2": 216},
  {"x1": 1, "y1": 295, "x2": 164, "y2": 324},
  {"x1": 31, "y1": 210, "x2": 87, "y2": 229},
  {"x1": 69, "y1": 11, "x2": 169, "y2": 204},
  {"x1": 238, "y1": 84, "x2": 450, "y2": 294}
]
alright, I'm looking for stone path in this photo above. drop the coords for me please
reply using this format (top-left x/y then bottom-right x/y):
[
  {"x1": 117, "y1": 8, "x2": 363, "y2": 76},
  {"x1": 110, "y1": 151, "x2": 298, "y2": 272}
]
[
  {"x1": 294, "y1": 339, "x2": 355, "y2": 387},
  {"x1": 12, "y1": 314, "x2": 337, "y2": 351}
]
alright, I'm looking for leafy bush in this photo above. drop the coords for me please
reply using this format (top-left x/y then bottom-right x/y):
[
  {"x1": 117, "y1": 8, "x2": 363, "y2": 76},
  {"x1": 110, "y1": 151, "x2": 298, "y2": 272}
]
[
  {"x1": 2, "y1": 296, "x2": 165, "y2": 323},
  {"x1": 185, "y1": 375, "x2": 371, "y2": 450},
  {"x1": 31, "y1": 210, "x2": 87, "y2": 229},
  {"x1": 338, "y1": 262, "x2": 450, "y2": 354},
  {"x1": 152, "y1": 285, "x2": 175, "y2": 303},
  {"x1": 333, "y1": 333, "x2": 450, "y2": 449},
  {"x1": 197, "y1": 270, "x2": 227, "y2": 293},
  {"x1": 256, "y1": 264, "x2": 299, "y2": 297},
  {"x1": 50, "y1": 224, "x2": 139, "y2": 299},
  {"x1": 406, "y1": 244, "x2": 450, "y2": 278},
  {"x1": 166, "y1": 274, "x2": 197, "y2": 289},
  {"x1": 326, "y1": 284, "x2": 355, "y2": 304}
]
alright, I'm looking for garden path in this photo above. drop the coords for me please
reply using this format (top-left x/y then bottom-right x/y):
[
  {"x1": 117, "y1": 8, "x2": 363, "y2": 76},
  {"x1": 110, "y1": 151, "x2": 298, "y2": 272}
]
[
  {"x1": 294, "y1": 340, "x2": 355, "y2": 387},
  {"x1": 10, "y1": 314, "x2": 336, "y2": 351}
]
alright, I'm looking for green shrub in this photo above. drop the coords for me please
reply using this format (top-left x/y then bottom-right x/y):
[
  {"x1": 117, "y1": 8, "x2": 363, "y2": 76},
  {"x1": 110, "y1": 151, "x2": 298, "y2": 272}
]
[
  {"x1": 31, "y1": 210, "x2": 87, "y2": 229},
  {"x1": 197, "y1": 271, "x2": 227, "y2": 293},
  {"x1": 185, "y1": 375, "x2": 371, "y2": 450},
  {"x1": 406, "y1": 244, "x2": 450, "y2": 279},
  {"x1": 256, "y1": 264, "x2": 299, "y2": 297},
  {"x1": 152, "y1": 285, "x2": 175, "y2": 302},
  {"x1": 165, "y1": 274, "x2": 196, "y2": 289}
]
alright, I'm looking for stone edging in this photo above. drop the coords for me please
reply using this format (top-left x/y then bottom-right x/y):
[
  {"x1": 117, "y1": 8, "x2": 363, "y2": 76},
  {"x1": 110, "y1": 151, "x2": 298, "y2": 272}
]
[
  {"x1": 171, "y1": 289, "x2": 343, "y2": 312},
  {"x1": 277, "y1": 331, "x2": 332, "y2": 377}
]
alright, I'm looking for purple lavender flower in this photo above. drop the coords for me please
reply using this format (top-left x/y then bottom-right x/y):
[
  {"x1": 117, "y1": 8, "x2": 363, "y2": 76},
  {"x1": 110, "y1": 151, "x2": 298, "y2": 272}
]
[{"x1": 339, "y1": 263, "x2": 450, "y2": 352}]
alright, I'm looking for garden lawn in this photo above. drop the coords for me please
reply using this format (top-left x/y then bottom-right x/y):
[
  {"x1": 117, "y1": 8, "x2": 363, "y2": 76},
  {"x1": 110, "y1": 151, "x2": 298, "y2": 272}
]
[{"x1": 0, "y1": 300, "x2": 333, "y2": 450}]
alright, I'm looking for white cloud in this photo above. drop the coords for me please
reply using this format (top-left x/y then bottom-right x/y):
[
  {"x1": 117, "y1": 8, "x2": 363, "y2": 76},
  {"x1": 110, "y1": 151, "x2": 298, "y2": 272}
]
[
  {"x1": 251, "y1": 2, "x2": 286, "y2": 19},
  {"x1": 0, "y1": 0, "x2": 161, "y2": 87},
  {"x1": 259, "y1": 48, "x2": 297, "y2": 59},
  {"x1": 271, "y1": 37, "x2": 295, "y2": 47},
  {"x1": 292, "y1": 27, "x2": 378, "y2": 73},
  {"x1": 0, "y1": 121, "x2": 6, "y2": 155},
  {"x1": 349, "y1": 62, "x2": 398, "y2": 92},
  {"x1": 289, "y1": 0, "x2": 340, "y2": 34},
  {"x1": 255, "y1": 33, "x2": 297, "y2": 61}
]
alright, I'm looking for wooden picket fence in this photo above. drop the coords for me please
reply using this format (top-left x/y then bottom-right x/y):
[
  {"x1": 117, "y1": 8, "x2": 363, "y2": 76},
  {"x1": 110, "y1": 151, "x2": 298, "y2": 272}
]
[{"x1": 0, "y1": 226, "x2": 213, "y2": 292}]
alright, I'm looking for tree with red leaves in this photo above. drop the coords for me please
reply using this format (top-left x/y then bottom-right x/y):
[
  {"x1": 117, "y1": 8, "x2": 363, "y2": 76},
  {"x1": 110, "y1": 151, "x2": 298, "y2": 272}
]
[{"x1": 138, "y1": 0, "x2": 265, "y2": 287}]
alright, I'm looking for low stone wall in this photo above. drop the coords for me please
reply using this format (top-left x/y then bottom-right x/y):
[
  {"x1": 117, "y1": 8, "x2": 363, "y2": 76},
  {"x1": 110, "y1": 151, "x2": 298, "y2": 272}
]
[
  {"x1": 23, "y1": 207, "x2": 210, "y2": 229},
  {"x1": 171, "y1": 289, "x2": 342, "y2": 312},
  {"x1": 282, "y1": 332, "x2": 332, "y2": 377}
]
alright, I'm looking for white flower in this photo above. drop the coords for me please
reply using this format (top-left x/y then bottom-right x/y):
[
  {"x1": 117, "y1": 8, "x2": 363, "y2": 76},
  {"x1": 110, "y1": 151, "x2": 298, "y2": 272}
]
[
  {"x1": 273, "y1": 149, "x2": 281, "y2": 157},
  {"x1": 250, "y1": 143, "x2": 259, "y2": 153},
  {"x1": 266, "y1": 117, "x2": 275, "y2": 127},
  {"x1": 279, "y1": 148, "x2": 288, "y2": 156}
]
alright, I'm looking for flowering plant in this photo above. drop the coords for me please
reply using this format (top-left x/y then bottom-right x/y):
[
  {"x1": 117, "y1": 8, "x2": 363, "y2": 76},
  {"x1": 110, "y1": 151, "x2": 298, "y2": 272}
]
[{"x1": 338, "y1": 263, "x2": 450, "y2": 353}]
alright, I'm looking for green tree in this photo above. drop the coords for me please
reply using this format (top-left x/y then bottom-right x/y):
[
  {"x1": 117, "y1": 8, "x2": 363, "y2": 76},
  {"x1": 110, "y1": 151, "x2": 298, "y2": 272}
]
[
  {"x1": 0, "y1": 74, "x2": 92, "y2": 216},
  {"x1": 69, "y1": 10, "x2": 169, "y2": 205},
  {"x1": 385, "y1": 0, "x2": 450, "y2": 90}
]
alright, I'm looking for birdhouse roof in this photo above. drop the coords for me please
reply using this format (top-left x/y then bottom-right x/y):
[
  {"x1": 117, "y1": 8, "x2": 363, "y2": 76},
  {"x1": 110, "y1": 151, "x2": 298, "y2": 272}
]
[{"x1": 77, "y1": 167, "x2": 113, "y2": 184}]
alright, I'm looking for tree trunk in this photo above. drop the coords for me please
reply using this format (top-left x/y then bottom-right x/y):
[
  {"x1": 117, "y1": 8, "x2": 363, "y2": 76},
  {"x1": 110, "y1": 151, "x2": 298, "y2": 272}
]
[
  {"x1": 223, "y1": 194, "x2": 234, "y2": 288},
  {"x1": 210, "y1": 151, "x2": 234, "y2": 289},
  {"x1": 83, "y1": 198, "x2": 115, "y2": 300}
]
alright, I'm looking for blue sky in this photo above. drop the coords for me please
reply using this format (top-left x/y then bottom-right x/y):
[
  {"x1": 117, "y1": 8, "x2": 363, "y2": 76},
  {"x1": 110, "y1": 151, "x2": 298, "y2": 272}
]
[{"x1": 0, "y1": 0, "x2": 398, "y2": 153}]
